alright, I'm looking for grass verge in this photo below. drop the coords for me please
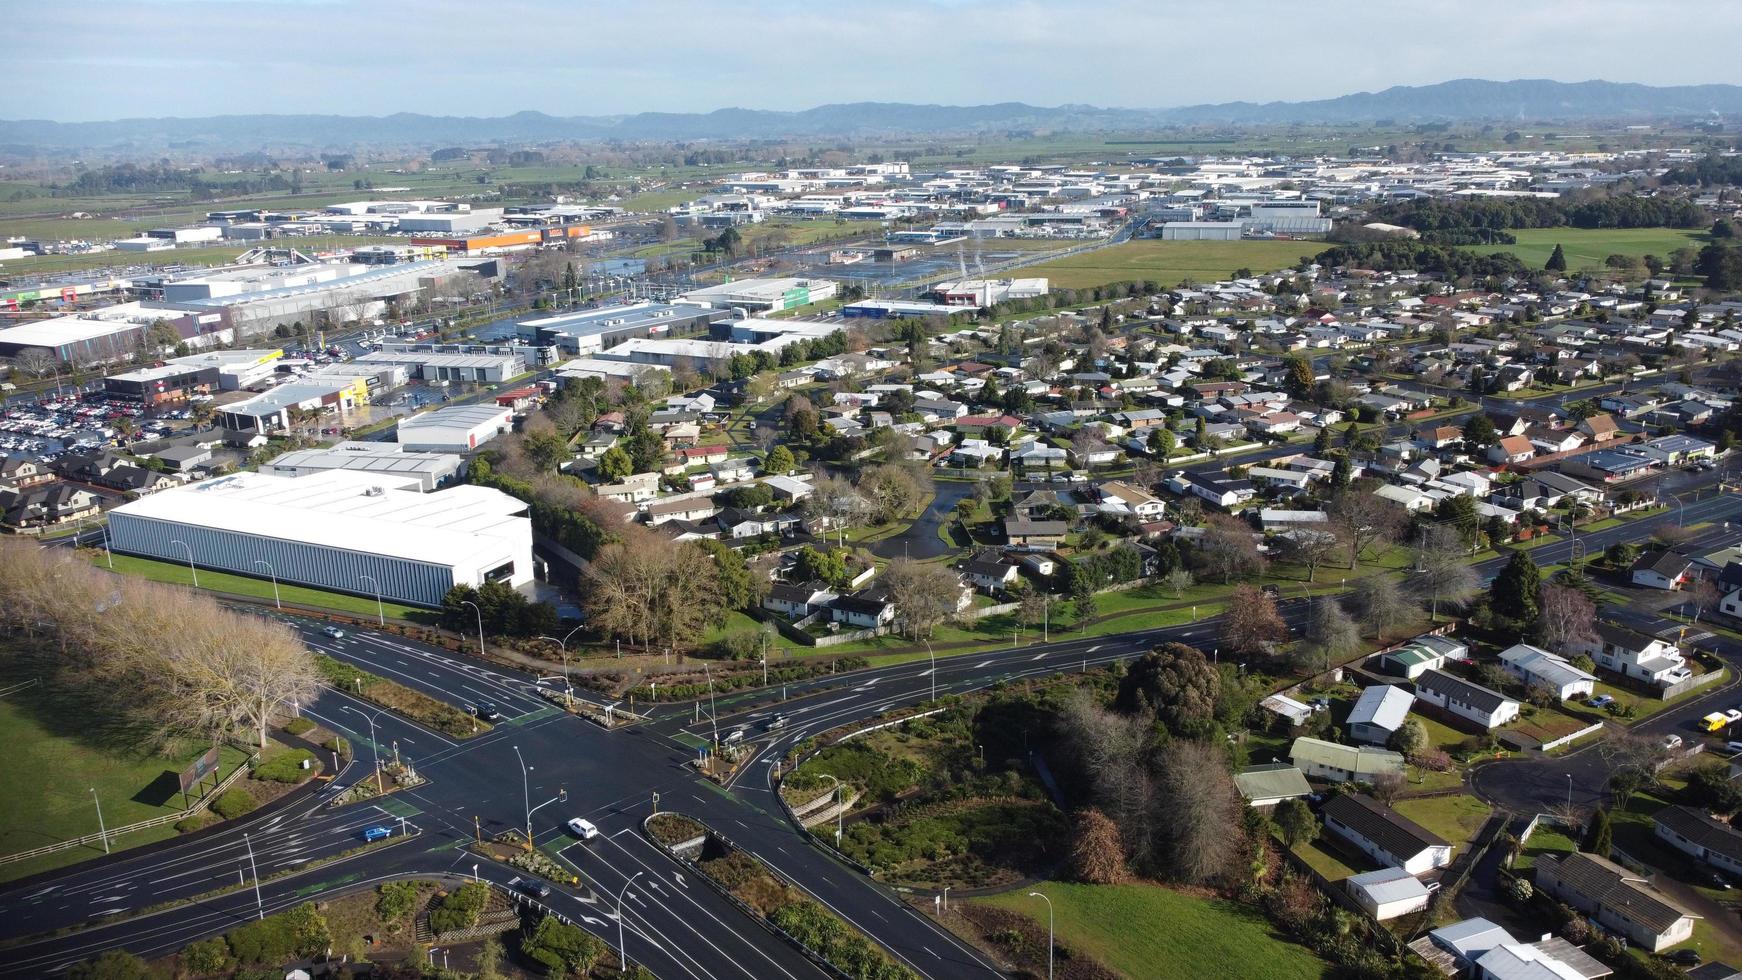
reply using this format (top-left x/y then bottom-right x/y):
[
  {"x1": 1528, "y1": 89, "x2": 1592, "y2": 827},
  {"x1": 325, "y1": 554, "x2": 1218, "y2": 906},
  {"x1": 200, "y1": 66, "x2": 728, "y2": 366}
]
[{"x1": 314, "y1": 655, "x2": 487, "y2": 739}]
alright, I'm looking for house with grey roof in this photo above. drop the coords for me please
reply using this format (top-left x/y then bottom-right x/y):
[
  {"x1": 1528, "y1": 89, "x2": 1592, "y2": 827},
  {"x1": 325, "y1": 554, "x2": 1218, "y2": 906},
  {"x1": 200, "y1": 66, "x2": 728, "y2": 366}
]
[
  {"x1": 1498, "y1": 644, "x2": 1596, "y2": 701},
  {"x1": 1655, "y1": 805, "x2": 1742, "y2": 878},
  {"x1": 1348, "y1": 685, "x2": 1415, "y2": 746},
  {"x1": 1322, "y1": 792, "x2": 1452, "y2": 875},
  {"x1": 1535, "y1": 851, "x2": 1699, "y2": 952},
  {"x1": 1415, "y1": 669, "x2": 1520, "y2": 730},
  {"x1": 1346, "y1": 866, "x2": 1431, "y2": 920},
  {"x1": 1289, "y1": 737, "x2": 1404, "y2": 784}
]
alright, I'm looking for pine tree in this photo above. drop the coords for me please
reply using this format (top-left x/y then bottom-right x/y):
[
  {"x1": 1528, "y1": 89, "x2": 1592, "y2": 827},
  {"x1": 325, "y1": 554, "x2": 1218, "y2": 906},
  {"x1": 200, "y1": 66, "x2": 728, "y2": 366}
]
[
  {"x1": 1314, "y1": 425, "x2": 1332, "y2": 454},
  {"x1": 1491, "y1": 551, "x2": 1542, "y2": 625},
  {"x1": 1584, "y1": 808, "x2": 1613, "y2": 858},
  {"x1": 1545, "y1": 243, "x2": 1568, "y2": 272},
  {"x1": 1331, "y1": 454, "x2": 1352, "y2": 490}
]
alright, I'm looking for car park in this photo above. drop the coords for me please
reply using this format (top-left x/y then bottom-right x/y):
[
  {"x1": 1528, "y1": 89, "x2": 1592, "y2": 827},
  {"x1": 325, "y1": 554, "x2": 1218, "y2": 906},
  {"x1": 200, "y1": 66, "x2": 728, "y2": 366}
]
[{"x1": 567, "y1": 818, "x2": 600, "y2": 841}]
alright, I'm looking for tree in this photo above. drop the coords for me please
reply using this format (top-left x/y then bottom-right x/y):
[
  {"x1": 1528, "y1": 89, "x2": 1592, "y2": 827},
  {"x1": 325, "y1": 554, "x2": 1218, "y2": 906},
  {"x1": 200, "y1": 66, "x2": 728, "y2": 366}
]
[
  {"x1": 597, "y1": 445, "x2": 631, "y2": 482},
  {"x1": 65, "y1": 952, "x2": 154, "y2": 980},
  {"x1": 1313, "y1": 425, "x2": 1333, "y2": 454},
  {"x1": 857, "y1": 464, "x2": 923, "y2": 524},
  {"x1": 1411, "y1": 524, "x2": 1480, "y2": 620},
  {"x1": 1490, "y1": 551, "x2": 1542, "y2": 626},
  {"x1": 1583, "y1": 808, "x2": 1613, "y2": 858},
  {"x1": 1537, "y1": 585, "x2": 1598, "y2": 654},
  {"x1": 1279, "y1": 527, "x2": 1341, "y2": 582},
  {"x1": 882, "y1": 558, "x2": 962, "y2": 643},
  {"x1": 1116, "y1": 643, "x2": 1220, "y2": 738},
  {"x1": 11, "y1": 349, "x2": 55, "y2": 379},
  {"x1": 476, "y1": 936, "x2": 505, "y2": 980},
  {"x1": 1154, "y1": 739, "x2": 1245, "y2": 884},
  {"x1": 1274, "y1": 797, "x2": 1318, "y2": 848},
  {"x1": 1068, "y1": 808, "x2": 1130, "y2": 884},
  {"x1": 585, "y1": 529, "x2": 724, "y2": 651},
  {"x1": 1301, "y1": 597, "x2": 1362, "y2": 671},
  {"x1": 792, "y1": 546, "x2": 849, "y2": 587},
  {"x1": 1346, "y1": 576, "x2": 1416, "y2": 639},
  {"x1": 1328, "y1": 492, "x2": 1405, "y2": 568},
  {"x1": 1462, "y1": 412, "x2": 1497, "y2": 446},
  {"x1": 764, "y1": 445, "x2": 795, "y2": 474},
  {"x1": 1195, "y1": 513, "x2": 1263, "y2": 583},
  {"x1": 1147, "y1": 425, "x2": 1176, "y2": 458},
  {"x1": 1329, "y1": 454, "x2": 1351, "y2": 491},
  {"x1": 1545, "y1": 242, "x2": 1568, "y2": 272},
  {"x1": 1163, "y1": 568, "x2": 1193, "y2": 599},
  {"x1": 1219, "y1": 584, "x2": 1287, "y2": 657},
  {"x1": 1070, "y1": 569, "x2": 1098, "y2": 628},
  {"x1": 1282, "y1": 353, "x2": 1315, "y2": 397},
  {"x1": 1688, "y1": 578, "x2": 1721, "y2": 623},
  {"x1": 1390, "y1": 718, "x2": 1429, "y2": 759}
]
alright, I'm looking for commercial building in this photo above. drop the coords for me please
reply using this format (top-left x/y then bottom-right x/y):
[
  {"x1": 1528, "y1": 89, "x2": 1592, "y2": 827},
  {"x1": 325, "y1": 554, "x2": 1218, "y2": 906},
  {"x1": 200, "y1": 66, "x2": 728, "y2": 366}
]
[
  {"x1": 266, "y1": 442, "x2": 464, "y2": 492},
  {"x1": 514, "y1": 302, "x2": 726, "y2": 355},
  {"x1": 218, "y1": 374, "x2": 371, "y2": 432},
  {"x1": 676, "y1": 277, "x2": 837, "y2": 313},
  {"x1": 929, "y1": 278, "x2": 1050, "y2": 308},
  {"x1": 356, "y1": 349, "x2": 520, "y2": 384},
  {"x1": 408, "y1": 225, "x2": 605, "y2": 255},
  {"x1": 0, "y1": 302, "x2": 213, "y2": 364},
  {"x1": 841, "y1": 299, "x2": 962, "y2": 319},
  {"x1": 106, "y1": 469, "x2": 533, "y2": 607},
  {"x1": 1160, "y1": 220, "x2": 1244, "y2": 241},
  {"x1": 396, "y1": 404, "x2": 513, "y2": 453},
  {"x1": 104, "y1": 362, "x2": 220, "y2": 407}
]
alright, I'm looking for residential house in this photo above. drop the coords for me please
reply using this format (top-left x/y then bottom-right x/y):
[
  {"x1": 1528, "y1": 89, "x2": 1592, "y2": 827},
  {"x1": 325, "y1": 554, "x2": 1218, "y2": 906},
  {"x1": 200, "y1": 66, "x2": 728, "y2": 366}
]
[
  {"x1": 1288, "y1": 736, "x2": 1405, "y2": 784},
  {"x1": 1005, "y1": 519, "x2": 1069, "y2": 550},
  {"x1": 1578, "y1": 623, "x2": 1692, "y2": 687},
  {"x1": 645, "y1": 497, "x2": 720, "y2": 527},
  {"x1": 1417, "y1": 918, "x2": 1517, "y2": 976},
  {"x1": 1472, "y1": 943, "x2": 1596, "y2": 980},
  {"x1": 0, "y1": 456, "x2": 52, "y2": 490},
  {"x1": 762, "y1": 581, "x2": 837, "y2": 619},
  {"x1": 958, "y1": 551, "x2": 1021, "y2": 592},
  {"x1": 1347, "y1": 685, "x2": 1415, "y2": 746},
  {"x1": 830, "y1": 593, "x2": 897, "y2": 629},
  {"x1": 1498, "y1": 644, "x2": 1598, "y2": 701},
  {"x1": 1578, "y1": 414, "x2": 1620, "y2": 443},
  {"x1": 1233, "y1": 763, "x2": 1312, "y2": 807},
  {"x1": 1376, "y1": 635, "x2": 1469, "y2": 681},
  {"x1": 1347, "y1": 867, "x2": 1433, "y2": 921},
  {"x1": 1097, "y1": 480, "x2": 1167, "y2": 517},
  {"x1": 596, "y1": 472, "x2": 661, "y2": 504},
  {"x1": 763, "y1": 474, "x2": 814, "y2": 503},
  {"x1": 1261, "y1": 693, "x2": 1316, "y2": 728},
  {"x1": 1655, "y1": 805, "x2": 1742, "y2": 879},
  {"x1": 1321, "y1": 792, "x2": 1453, "y2": 875},
  {"x1": 1487, "y1": 435, "x2": 1536, "y2": 465},
  {"x1": 1534, "y1": 851, "x2": 1699, "y2": 952},
  {"x1": 1630, "y1": 549, "x2": 1693, "y2": 591},
  {"x1": 1414, "y1": 669, "x2": 1520, "y2": 730},
  {"x1": 0, "y1": 484, "x2": 100, "y2": 530},
  {"x1": 717, "y1": 507, "x2": 801, "y2": 539}
]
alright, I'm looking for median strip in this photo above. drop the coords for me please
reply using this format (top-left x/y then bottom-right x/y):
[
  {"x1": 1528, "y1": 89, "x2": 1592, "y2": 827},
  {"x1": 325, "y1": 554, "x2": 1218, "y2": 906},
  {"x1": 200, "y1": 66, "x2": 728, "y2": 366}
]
[{"x1": 314, "y1": 655, "x2": 489, "y2": 739}]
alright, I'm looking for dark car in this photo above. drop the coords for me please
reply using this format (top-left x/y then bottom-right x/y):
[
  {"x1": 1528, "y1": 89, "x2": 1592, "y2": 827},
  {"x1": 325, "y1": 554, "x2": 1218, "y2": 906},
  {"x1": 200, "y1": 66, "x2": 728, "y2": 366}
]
[
  {"x1": 1666, "y1": 949, "x2": 1703, "y2": 967},
  {"x1": 515, "y1": 878, "x2": 551, "y2": 899},
  {"x1": 1707, "y1": 870, "x2": 1731, "y2": 891},
  {"x1": 472, "y1": 702, "x2": 505, "y2": 723}
]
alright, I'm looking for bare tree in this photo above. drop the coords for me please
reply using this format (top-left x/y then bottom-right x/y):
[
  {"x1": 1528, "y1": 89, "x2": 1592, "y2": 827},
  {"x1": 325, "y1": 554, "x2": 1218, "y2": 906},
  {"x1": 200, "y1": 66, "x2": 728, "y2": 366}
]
[
  {"x1": 1278, "y1": 527, "x2": 1342, "y2": 583},
  {"x1": 1300, "y1": 597, "x2": 1362, "y2": 672},
  {"x1": 585, "y1": 528, "x2": 723, "y2": 651},
  {"x1": 1219, "y1": 584, "x2": 1287, "y2": 657},
  {"x1": 1195, "y1": 513, "x2": 1263, "y2": 583},
  {"x1": 1537, "y1": 585, "x2": 1598, "y2": 654},
  {"x1": 1687, "y1": 579, "x2": 1721, "y2": 624},
  {"x1": 1163, "y1": 568, "x2": 1193, "y2": 599},
  {"x1": 1344, "y1": 576, "x2": 1417, "y2": 639},
  {"x1": 1328, "y1": 492, "x2": 1406, "y2": 569},
  {"x1": 11, "y1": 349, "x2": 55, "y2": 379},
  {"x1": 1153, "y1": 740, "x2": 1246, "y2": 885},
  {"x1": 1410, "y1": 524, "x2": 1480, "y2": 621},
  {"x1": 883, "y1": 559, "x2": 964, "y2": 642}
]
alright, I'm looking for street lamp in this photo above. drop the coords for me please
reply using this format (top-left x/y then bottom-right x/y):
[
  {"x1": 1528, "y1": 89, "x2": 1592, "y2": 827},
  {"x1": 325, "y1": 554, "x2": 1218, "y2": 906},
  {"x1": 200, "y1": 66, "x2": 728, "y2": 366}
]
[
  {"x1": 702, "y1": 663, "x2": 719, "y2": 748},
  {"x1": 617, "y1": 871, "x2": 645, "y2": 974},
  {"x1": 1566, "y1": 773, "x2": 1573, "y2": 810},
  {"x1": 461, "y1": 599, "x2": 486, "y2": 656},
  {"x1": 358, "y1": 574, "x2": 384, "y2": 626},
  {"x1": 345, "y1": 705, "x2": 386, "y2": 794},
  {"x1": 168, "y1": 538, "x2": 198, "y2": 588},
  {"x1": 1028, "y1": 891, "x2": 1053, "y2": 980},
  {"x1": 90, "y1": 787, "x2": 108, "y2": 854},
  {"x1": 252, "y1": 560, "x2": 280, "y2": 609},
  {"x1": 244, "y1": 833, "x2": 264, "y2": 920},
  {"x1": 513, "y1": 745, "x2": 533, "y2": 848},
  {"x1": 539, "y1": 624, "x2": 585, "y2": 706}
]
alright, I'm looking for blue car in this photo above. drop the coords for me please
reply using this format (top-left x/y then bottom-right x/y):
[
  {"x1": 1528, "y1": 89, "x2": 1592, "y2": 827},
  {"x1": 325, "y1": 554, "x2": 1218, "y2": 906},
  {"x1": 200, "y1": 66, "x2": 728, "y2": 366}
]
[
  {"x1": 361, "y1": 825, "x2": 393, "y2": 842},
  {"x1": 1587, "y1": 694, "x2": 1614, "y2": 709}
]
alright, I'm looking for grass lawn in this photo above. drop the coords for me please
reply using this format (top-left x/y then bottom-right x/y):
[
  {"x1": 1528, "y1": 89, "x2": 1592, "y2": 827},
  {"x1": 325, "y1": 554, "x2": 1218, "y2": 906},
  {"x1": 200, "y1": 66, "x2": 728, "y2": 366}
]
[
  {"x1": 1514, "y1": 825, "x2": 1576, "y2": 872},
  {"x1": 1391, "y1": 794, "x2": 1493, "y2": 848},
  {"x1": 1467, "y1": 227, "x2": 1708, "y2": 276},
  {"x1": 1292, "y1": 837, "x2": 1370, "y2": 882},
  {"x1": 0, "y1": 691, "x2": 251, "y2": 882},
  {"x1": 85, "y1": 551, "x2": 433, "y2": 622},
  {"x1": 978, "y1": 881, "x2": 1328, "y2": 980},
  {"x1": 1018, "y1": 239, "x2": 1319, "y2": 291}
]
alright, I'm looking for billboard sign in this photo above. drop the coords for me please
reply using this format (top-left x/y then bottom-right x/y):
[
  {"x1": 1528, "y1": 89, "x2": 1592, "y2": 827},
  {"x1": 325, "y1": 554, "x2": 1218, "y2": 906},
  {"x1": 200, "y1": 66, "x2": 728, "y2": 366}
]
[{"x1": 179, "y1": 746, "x2": 221, "y2": 794}]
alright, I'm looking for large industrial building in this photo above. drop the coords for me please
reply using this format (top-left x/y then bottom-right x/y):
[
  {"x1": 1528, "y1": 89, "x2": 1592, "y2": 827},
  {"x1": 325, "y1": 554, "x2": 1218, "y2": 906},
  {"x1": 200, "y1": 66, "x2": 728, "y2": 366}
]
[
  {"x1": 106, "y1": 469, "x2": 533, "y2": 607},
  {"x1": 929, "y1": 278, "x2": 1050, "y2": 307},
  {"x1": 266, "y1": 442, "x2": 463, "y2": 492},
  {"x1": 396, "y1": 404, "x2": 513, "y2": 453},
  {"x1": 0, "y1": 302, "x2": 223, "y2": 364},
  {"x1": 105, "y1": 349, "x2": 285, "y2": 404},
  {"x1": 356, "y1": 349, "x2": 522, "y2": 384},
  {"x1": 676, "y1": 277, "x2": 837, "y2": 313},
  {"x1": 514, "y1": 302, "x2": 727, "y2": 355},
  {"x1": 218, "y1": 374, "x2": 372, "y2": 432}
]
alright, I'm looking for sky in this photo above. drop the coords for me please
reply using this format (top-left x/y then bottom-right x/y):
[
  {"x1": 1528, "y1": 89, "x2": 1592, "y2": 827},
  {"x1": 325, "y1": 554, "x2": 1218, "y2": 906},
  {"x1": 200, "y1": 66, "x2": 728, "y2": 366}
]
[{"x1": 7, "y1": 0, "x2": 1742, "y2": 122}]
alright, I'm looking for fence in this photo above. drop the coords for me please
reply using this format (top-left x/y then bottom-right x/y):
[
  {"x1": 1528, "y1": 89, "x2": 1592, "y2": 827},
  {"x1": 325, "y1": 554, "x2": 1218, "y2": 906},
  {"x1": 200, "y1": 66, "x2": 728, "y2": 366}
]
[
  {"x1": 1538, "y1": 720, "x2": 1607, "y2": 753},
  {"x1": 1661, "y1": 667, "x2": 1728, "y2": 700},
  {"x1": 0, "y1": 749, "x2": 257, "y2": 866}
]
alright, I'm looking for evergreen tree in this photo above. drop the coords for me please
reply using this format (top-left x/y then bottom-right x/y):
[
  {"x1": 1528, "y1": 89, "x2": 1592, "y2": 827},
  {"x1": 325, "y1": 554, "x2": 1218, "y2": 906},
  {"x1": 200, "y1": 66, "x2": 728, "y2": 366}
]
[
  {"x1": 1330, "y1": 454, "x2": 1352, "y2": 491},
  {"x1": 1545, "y1": 243, "x2": 1568, "y2": 272},
  {"x1": 1584, "y1": 808, "x2": 1613, "y2": 858},
  {"x1": 1491, "y1": 551, "x2": 1542, "y2": 625},
  {"x1": 1314, "y1": 425, "x2": 1333, "y2": 454}
]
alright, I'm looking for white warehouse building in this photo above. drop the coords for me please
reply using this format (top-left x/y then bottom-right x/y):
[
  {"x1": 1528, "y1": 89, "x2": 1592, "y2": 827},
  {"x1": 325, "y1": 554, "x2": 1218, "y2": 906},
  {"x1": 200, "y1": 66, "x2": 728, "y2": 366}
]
[
  {"x1": 397, "y1": 404, "x2": 513, "y2": 453},
  {"x1": 106, "y1": 469, "x2": 533, "y2": 607}
]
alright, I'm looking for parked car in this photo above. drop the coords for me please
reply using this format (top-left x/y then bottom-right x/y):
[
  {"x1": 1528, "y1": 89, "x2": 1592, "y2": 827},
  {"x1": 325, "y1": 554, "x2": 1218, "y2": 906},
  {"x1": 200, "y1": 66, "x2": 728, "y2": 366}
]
[
  {"x1": 1587, "y1": 694, "x2": 1614, "y2": 709},
  {"x1": 567, "y1": 818, "x2": 600, "y2": 841},
  {"x1": 1665, "y1": 948, "x2": 1703, "y2": 966},
  {"x1": 1663, "y1": 734, "x2": 1684, "y2": 750}
]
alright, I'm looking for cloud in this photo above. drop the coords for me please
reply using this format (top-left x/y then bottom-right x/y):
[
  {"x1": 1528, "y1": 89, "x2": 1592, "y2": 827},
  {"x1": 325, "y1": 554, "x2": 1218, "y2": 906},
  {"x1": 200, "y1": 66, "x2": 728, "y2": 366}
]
[{"x1": 8, "y1": 0, "x2": 1742, "y2": 121}]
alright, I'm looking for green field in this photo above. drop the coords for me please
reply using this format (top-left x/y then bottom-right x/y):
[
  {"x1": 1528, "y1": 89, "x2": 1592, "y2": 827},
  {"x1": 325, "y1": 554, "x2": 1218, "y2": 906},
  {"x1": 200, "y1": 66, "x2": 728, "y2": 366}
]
[
  {"x1": 1019, "y1": 239, "x2": 1318, "y2": 290},
  {"x1": 87, "y1": 551, "x2": 432, "y2": 622},
  {"x1": 1, "y1": 235, "x2": 404, "y2": 277},
  {"x1": 980, "y1": 881, "x2": 1326, "y2": 980},
  {"x1": 1469, "y1": 227, "x2": 1708, "y2": 274},
  {"x1": 0, "y1": 688, "x2": 249, "y2": 880}
]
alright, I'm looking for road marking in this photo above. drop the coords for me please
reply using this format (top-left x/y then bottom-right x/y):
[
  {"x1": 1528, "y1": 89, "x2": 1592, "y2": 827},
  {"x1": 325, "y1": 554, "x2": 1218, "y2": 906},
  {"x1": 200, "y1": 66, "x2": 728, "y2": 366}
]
[
  {"x1": 1030, "y1": 651, "x2": 1047, "y2": 661},
  {"x1": 1088, "y1": 644, "x2": 1103, "y2": 653},
  {"x1": 974, "y1": 660, "x2": 992, "y2": 668}
]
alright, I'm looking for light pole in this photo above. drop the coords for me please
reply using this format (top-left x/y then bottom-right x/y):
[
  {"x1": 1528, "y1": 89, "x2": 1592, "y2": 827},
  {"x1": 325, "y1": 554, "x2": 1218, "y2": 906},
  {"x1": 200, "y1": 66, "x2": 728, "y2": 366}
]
[
  {"x1": 1566, "y1": 773, "x2": 1573, "y2": 810},
  {"x1": 703, "y1": 663, "x2": 718, "y2": 748},
  {"x1": 513, "y1": 745, "x2": 534, "y2": 848},
  {"x1": 168, "y1": 538, "x2": 198, "y2": 588},
  {"x1": 244, "y1": 833, "x2": 263, "y2": 920},
  {"x1": 617, "y1": 871, "x2": 645, "y2": 974},
  {"x1": 358, "y1": 574, "x2": 385, "y2": 625},
  {"x1": 926, "y1": 641, "x2": 937, "y2": 703},
  {"x1": 346, "y1": 705, "x2": 385, "y2": 793},
  {"x1": 252, "y1": 560, "x2": 281, "y2": 609},
  {"x1": 90, "y1": 788, "x2": 108, "y2": 854},
  {"x1": 1028, "y1": 891, "x2": 1053, "y2": 980},
  {"x1": 461, "y1": 599, "x2": 485, "y2": 655}
]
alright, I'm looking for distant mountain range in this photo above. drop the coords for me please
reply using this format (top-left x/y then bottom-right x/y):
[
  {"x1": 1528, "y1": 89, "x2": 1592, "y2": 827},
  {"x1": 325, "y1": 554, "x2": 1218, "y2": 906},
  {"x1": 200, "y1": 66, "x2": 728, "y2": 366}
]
[{"x1": 5, "y1": 79, "x2": 1741, "y2": 152}]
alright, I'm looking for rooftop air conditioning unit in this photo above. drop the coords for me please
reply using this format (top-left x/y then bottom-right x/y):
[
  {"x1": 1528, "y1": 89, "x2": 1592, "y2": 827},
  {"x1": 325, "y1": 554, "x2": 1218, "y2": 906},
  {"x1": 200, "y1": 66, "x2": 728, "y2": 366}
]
[{"x1": 364, "y1": 486, "x2": 385, "y2": 497}]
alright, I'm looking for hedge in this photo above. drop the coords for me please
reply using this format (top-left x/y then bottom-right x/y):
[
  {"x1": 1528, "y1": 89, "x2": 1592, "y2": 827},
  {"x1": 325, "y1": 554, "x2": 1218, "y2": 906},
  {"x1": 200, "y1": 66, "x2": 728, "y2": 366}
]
[
  {"x1": 428, "y1": 881, "x2": 489, "y2": 935},
  {"x1": 253, "y1": 749, "x2": 316, "y2": 783},
  {"x1": 212, "y1": 787, "x2": 258, "y2": 820}
]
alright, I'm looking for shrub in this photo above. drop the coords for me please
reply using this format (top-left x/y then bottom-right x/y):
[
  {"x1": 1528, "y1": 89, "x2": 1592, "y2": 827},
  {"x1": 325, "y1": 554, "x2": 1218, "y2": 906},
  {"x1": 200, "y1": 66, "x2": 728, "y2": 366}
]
[
  {"x1": 212, "y1": 787, "x2": 258, "y2": 820},
  {"x1": 427, "y1": 881, "x2": 489, "y2": 935},
  {"x1": 522, "y1": 914, "x2": 605, "y2": 975},
  {"x1": 66, "y1": 951, "x2": 154, "y2": 980},
  {"x1": 282, "y1": 717, "x2": 315, "y2": 737},
  {"x1": 253, "y1": 749, "x2": 316, "y2": 783},
  {"x1": 181, "y1": 937, "x2": 232, "y2": 976},
  {"x1": 375, "y1": 881, "x2": 419, "y2": 924},
  {"x1": 176, "y1": 811, "x2": 217, "y2": 834},
  {"x1": 326, "y1": 736, "x2": 349, "y2": 756}
]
